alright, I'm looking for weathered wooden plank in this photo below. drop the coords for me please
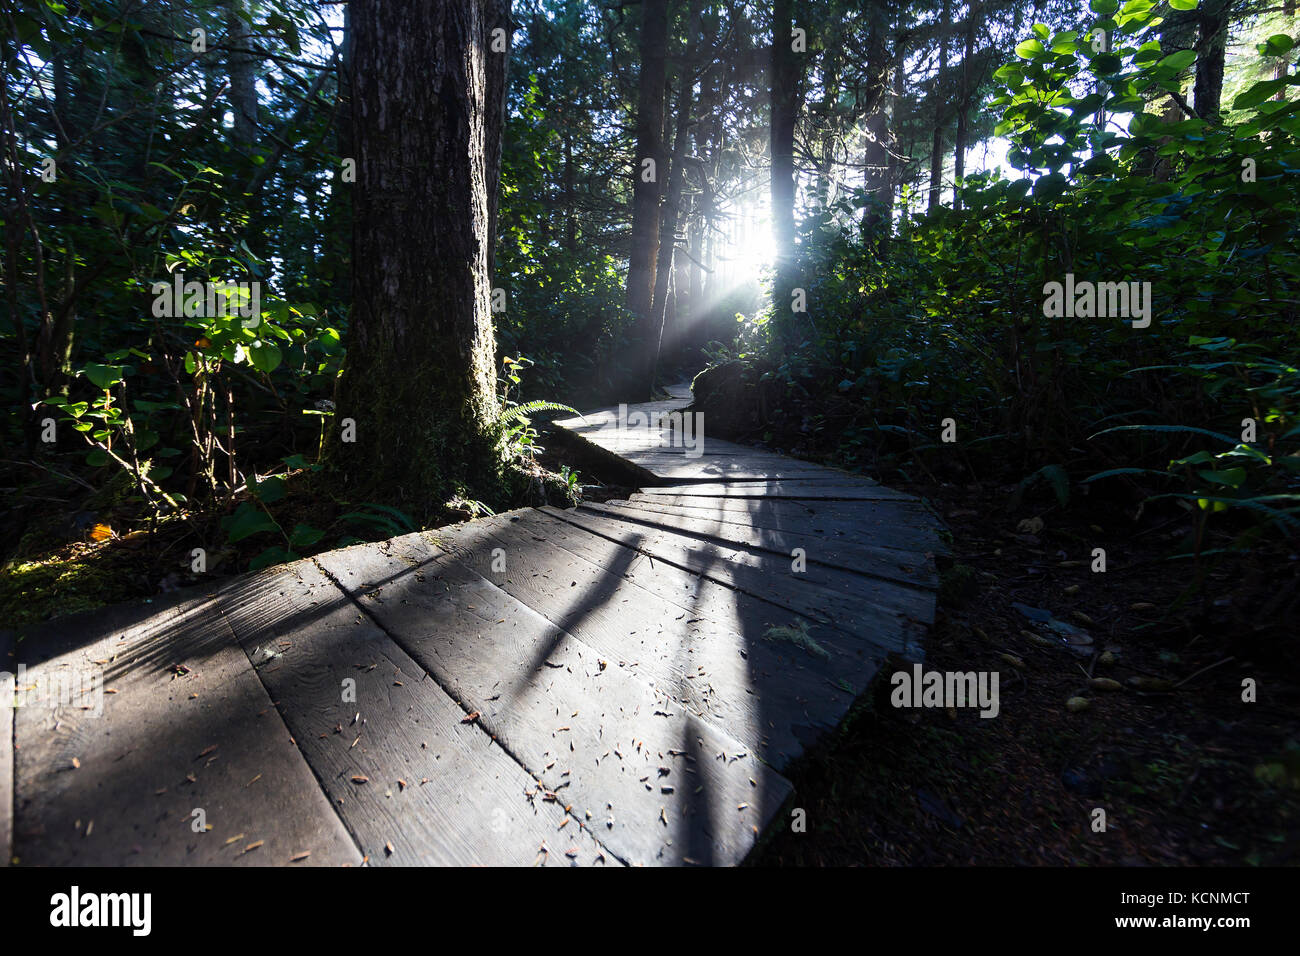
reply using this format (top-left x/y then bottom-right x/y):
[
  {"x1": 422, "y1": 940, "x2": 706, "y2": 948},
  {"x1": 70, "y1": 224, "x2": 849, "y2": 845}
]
[
  {"x1": 637, "y1": 479, "x2": 915, "y2": 500},
  {"x1": 417, "y1": 510, "x2": 882, "y2": 768},
  {"x1": 554, "y1": 429, "x2": 835, "y2": 481},
  {"x1": 1, "y1": 630, "x2": 13, "y2": 866},
  {"x1": 219, "y1": 558, "x2": 608, "y2": 867},
  {"x1": 628, "y1": 489, "x2": 939, "y2": 522},
  {"x1": 579, "y1": 500, "x2": 938, "y2": 589},
  {"x1": 554, "y1": 398, "x2": 687, "y2": 430},
  {"x1": 604, "y1": 458, "x2": 837, "y2": 482},
  {"x1": 620, "y1": 494, "x2": 950, "y2": 556},
  {"x1": 554, "y1": 392, "x2": 690, "y2": 425},
  {"x1": 553, "y1": 403, "x2": 852, "y2": 482},
  {"x1": 315, "y1": 535, "x2": 793, "y2": 866},
  {"x1": 11, "y1": 591, "x2": 362, "y2": 867},
  {"x1": 542, "y1": 505, "x2": 935, "y2": 635}
]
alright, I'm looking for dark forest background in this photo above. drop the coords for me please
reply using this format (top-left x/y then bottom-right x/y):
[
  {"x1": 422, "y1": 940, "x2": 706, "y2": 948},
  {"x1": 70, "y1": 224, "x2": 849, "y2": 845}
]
[{"x1": 1, "y1": 0, "x2": 1297, "y2": 663}]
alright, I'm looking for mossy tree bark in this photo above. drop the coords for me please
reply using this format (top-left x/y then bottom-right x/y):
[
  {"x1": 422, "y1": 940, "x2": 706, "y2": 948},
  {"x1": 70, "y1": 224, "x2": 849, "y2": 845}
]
[{"x1": 328, "y1": 0, "x2": 509, "y2": 521}]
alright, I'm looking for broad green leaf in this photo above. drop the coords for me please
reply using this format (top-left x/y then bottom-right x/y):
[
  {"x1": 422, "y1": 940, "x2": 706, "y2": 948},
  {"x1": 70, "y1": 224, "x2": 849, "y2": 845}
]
[
  {"x1": 1233, "y1": 78, "x2": 1285, "y2": 111},
  {"x1": 248, "y1": 340, "x2": 282, "y2": 373},
  {"x1": 289, "y1": 524, "x2": 326, "y2": 549},
  {"x1": 1157, "y1": 50, "x2": 1197, "y2": 72},
  {"x1": 1015, "y1": 39, "x2": 1046, "y2": 60},
  {"x1": 83, "y1": 363, "x2": 124, "y2": 389},
  {"x1": 250, "y1": 546, "x2": 299, "y2": 571},
  {"x1": 1262, "y1": 34, "x2": 1295, "y2": 57},
  {"x1": 225, "y1": 503, "x2": 279, "y2": 543},
  {"x1": 252, "y1": 474, "x2": 287, "y2": 503}
]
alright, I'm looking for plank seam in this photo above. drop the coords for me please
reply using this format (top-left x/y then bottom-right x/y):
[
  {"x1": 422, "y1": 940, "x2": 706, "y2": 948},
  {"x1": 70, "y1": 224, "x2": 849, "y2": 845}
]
[
  {"x1": 543, "y1": 506, "x2": 933, "y2": 641},
  {"x1": 428, "y1": 513, "x2": 796, "y2": 766},
  {"x1": 575, "y1": 502, "x2": 940, "y2": 595},
  {"x1": 308, "y1": 554, "x2": 634, "y2": 867},
  {"x1": 216, "y1": 610, "x2": 368, "y2": 865}
]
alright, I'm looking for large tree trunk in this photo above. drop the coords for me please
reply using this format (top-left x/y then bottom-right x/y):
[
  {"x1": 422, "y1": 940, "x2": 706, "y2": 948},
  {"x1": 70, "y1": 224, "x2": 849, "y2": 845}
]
[
  {"x1": 770, "y1": 0, "x2": 800, "y2": 342},
  {"x1": 329, "y1": 0, "x2": 507, "y2": 518},
  {"x1": 626, "y1": 0, "x2": 669, "y2": 398}
]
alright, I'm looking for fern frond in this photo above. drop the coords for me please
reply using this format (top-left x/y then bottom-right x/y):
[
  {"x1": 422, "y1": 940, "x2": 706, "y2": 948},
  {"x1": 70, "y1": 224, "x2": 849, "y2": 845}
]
[{"x1": 499, "y1": 400, "x2": 579, "y2": 425}]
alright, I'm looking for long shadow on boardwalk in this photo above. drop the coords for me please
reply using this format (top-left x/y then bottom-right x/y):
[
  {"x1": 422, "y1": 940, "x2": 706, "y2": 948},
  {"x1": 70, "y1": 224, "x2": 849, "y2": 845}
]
[{"x1": 6, "y1": 393, "x2": 942, "y2": 866}]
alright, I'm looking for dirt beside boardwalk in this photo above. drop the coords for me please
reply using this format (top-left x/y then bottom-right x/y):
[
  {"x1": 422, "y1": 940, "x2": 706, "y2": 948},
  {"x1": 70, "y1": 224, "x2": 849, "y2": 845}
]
[
  {"x1": 750, "y1": 478, "x2": 1300, "y2": 867},
  {"x1": 7, "y1": 425, "x2": 1298, "y2": 867}
]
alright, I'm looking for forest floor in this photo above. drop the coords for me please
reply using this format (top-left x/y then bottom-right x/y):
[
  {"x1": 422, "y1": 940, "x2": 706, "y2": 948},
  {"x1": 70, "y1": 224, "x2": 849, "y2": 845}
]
[
  {"x1": 0, "y1": 458, "x2": 582, "y2": 628},
  {"x1": 6, "y1": 414, "x2": 1298, "y2": 867},
  {"x1": 748, "y1": 474, "x2": 1300, "y2": 866},
  {"x1": 546, "y1": 396, "x2": 1300, "y2": 866}
]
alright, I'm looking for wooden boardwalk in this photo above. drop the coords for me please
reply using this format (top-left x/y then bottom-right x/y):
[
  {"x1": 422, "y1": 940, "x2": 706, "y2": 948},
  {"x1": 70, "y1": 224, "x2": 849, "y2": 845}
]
[{"x1": 1, "y1": 386, "x2": 943, "y2": 867}]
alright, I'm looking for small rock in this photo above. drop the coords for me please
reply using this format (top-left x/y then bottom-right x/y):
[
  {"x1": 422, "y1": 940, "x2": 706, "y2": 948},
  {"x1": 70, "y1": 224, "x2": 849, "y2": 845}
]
[
  {"x1": 915, "y1": 788, "x2": 964, "y2": 829},
  {"x1": 1061, "y1": 767, "x2": 1100, "y2": 796},
  {"x1": 1089, "y1": 677, "x2": 1123, "y2": 692},
  {"x1": 1066, "y1": 696, "x2": 1091, "y2": 713}
]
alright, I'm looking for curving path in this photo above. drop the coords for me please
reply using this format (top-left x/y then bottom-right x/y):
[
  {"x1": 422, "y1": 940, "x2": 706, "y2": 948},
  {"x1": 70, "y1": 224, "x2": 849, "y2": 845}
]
[{"x1": 1, "y1": 385, "x2": 944, "y2": 867}]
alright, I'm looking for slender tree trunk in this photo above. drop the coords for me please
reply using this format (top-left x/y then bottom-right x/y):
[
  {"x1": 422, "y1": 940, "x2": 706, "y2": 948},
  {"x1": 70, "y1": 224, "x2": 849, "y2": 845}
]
[
  {"x1": 771, "y1": 0, "x2": 801, "y2": 341},
  {"x1": 329, "y1": 0, "x2": 506, "y2": 518},
  {"x1": 687, "y1": 209, "x2": 703, "y2": 350},
  {"x1": 324, "y1": 1, "x2": 353, "y2": 307},
  {"x1": 626, "y1": 0, "x2": 669, "y2": 397},
  {"x1": 226, "y1": 0, "x2": 258, "y2": 146},
  {"x1": 651, "y1": 0, "x2": 700, "y2": 367},
  {"x1": 953, "y1": 2, "x2": 978, "y2": 210},
  {"x1": 42, "y1": 47, "x2": 76, "y2": 399},
  {"x1": 928, "y1": 0, "x2": 950, "y2": 215},
  {"x1": 675, "y1": 189, "x2": 694, "y2": 348},
  {"x1": 861, "y1": 5, "x2": 891, "y2": 231},
  {"x1": 883, "y1": 41, "x2": 905, "y2": 224},
  {"x1": 563, "y1": 128, "x2": 576, "y2": 250},
  {"x1": 1193, "y1": 0, "x2": 1229, "y2": 120},
  {"x1": 815, "y1": 31, "x2": 841, "y2": 213},
  {"x1": 1276, "y1": 0, "x2": 1295, "y2": 92},
  {"x1": 485, "y1": 0, "x2": 510, "y2": 280}
]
